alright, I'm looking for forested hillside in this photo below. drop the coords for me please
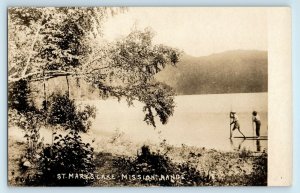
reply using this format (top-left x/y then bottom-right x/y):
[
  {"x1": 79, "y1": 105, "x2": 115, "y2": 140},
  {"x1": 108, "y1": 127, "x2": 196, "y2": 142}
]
[{"x1": 155, "y1": 50, "x2": 268, "y2": 95}]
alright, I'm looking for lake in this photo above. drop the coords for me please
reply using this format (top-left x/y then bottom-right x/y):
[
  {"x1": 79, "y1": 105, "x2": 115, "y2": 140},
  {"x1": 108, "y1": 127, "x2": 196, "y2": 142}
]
[{"x1": 87, "y1": 92, "x2": 268, "y2": 152}]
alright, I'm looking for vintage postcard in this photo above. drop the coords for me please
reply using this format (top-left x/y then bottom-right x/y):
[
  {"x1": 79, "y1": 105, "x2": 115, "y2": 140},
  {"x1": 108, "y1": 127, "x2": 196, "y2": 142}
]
[{"x1": 7, "y1": 7, "x2": 292, "y2": 186}]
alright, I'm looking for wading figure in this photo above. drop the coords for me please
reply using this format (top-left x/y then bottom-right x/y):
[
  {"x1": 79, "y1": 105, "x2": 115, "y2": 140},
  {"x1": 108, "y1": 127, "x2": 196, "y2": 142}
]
[
  {"x1": 252, "y1": 111, "x2": 261, "y2": 138},
  {"x1": 230, "y1": 111, "x2": 245, "y2": 139}
]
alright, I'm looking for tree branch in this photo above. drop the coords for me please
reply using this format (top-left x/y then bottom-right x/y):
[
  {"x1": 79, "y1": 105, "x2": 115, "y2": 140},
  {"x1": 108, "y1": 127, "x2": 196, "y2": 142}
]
[
  {"x1": 21, "y1": 12, "x2": 50, "y2": 77},
  {"x1": 21, "y1": 25, "x2": 42, "y2": 77},
  {"x1": 8, "y1": 68, "x2": 109, "y2": 83}
]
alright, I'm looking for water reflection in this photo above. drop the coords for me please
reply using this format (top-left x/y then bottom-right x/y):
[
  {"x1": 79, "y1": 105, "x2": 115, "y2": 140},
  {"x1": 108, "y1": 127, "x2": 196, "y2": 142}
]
[
  {"x1": 230, "y1": 138, "x2": 245, "y2": 151},
  {"x1": 230, "y1": 139, "x2": 262, "y2": 152},
  {"x1": 256, "y1": 139, "x2": 261, "y2": 152}
]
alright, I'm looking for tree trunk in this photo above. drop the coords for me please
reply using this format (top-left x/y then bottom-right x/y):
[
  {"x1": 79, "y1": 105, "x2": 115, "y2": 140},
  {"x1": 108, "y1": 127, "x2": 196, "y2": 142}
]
[
  {"x1": 43, "y1": 74, "x2": 47, "y2": 111},
  {"x1": 42, "y1": 70, "x2": 53, "y2": 147},
  {"x1": 66, "y1": 75, "x2": 70, "y2": 98}
]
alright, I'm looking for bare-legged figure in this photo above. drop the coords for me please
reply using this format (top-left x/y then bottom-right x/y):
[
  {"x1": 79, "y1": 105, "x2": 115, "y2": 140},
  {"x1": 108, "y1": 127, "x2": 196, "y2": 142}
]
[{"x1": 230, "y1": 111, "x2": 246, "y2": 138}]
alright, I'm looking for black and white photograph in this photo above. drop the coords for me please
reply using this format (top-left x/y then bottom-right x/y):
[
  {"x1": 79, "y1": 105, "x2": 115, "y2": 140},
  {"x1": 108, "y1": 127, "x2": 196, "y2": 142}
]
[{"x1": 8, "y1": 7, "x2": 271, "y2": 186}]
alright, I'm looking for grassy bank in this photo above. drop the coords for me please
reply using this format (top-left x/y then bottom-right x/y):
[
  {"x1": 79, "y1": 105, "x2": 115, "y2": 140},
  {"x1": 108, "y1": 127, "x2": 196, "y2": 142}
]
[
  {"x1": 8, "y1": 128, "x2": 267, "y2": 186},
  {"x1": 90, "y1": 145, "x2": 267, "y2": 186}
]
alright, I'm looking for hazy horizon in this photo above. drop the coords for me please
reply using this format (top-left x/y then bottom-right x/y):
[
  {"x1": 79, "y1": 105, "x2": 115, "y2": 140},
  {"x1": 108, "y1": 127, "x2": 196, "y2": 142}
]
[{"x1": 102, "y1": 7, "x2": 268, "y2": 57}]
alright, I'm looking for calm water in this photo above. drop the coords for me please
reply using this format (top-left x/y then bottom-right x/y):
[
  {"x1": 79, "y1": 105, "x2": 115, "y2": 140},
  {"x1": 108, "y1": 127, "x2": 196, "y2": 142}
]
[{"x1": 88, "y1": 93, "x2": 268, "y2": 152}]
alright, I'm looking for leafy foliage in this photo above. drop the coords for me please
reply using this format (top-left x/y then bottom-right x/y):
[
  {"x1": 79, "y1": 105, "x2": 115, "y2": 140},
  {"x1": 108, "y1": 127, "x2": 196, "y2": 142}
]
[
  {"x1": 8, "y1": 79, "x2": 36, "y2": 113},
  {"x1": 108, "y1": 28, "x2": 180, "y2": 83},
  {"x1": 8, "y1": 8, "x2": 185, "y2": 187},
  {"x1": 114, "y1": 145, "x2": 211, "y2": 186},
  {"x1": 48, "y1": 93, "x2": 96, "y2": 132},
  {"x1": 37, "y1": 130, "x2": 95, "y2": 186},
  {"x1": 8, "y1": 109, "x2": 44, "y2": 186},
  {"x1": 9, "y1": 7, "x2": 180, "y2": 128},
  {"x1": 39, "y1": 19, "x2": 86, "y2": 71},
  {"x1": 245, "y1": 153, "x2": 267, "y2": 186},
  {"x1": 21, "y1": 112, "x2": 44, "y2": 160},
  {"x1": 85, "y1": 29, "x2": 181, "y2": 127},
  {"x1": 8, "y1": 7, "x2": 114, "y2": 82},
  {"x1": 139, "y1": 82, "x2": 175, "y2": 127}
]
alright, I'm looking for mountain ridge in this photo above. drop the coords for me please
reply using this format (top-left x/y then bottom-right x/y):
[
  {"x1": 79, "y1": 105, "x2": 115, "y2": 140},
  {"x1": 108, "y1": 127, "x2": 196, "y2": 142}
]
[{"x1": 155, "y1": 50, "x2": 268, "y2": 95}]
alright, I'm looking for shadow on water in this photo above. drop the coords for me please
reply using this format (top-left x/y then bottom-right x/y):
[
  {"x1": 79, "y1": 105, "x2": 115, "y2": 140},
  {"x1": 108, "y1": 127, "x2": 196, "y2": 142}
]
[
  {"x1": 230, "y1": 138, "x2": 264, "y2": 152},
  {"x1": 256, "y1": 139, "x2": 261, "y2": 152}
]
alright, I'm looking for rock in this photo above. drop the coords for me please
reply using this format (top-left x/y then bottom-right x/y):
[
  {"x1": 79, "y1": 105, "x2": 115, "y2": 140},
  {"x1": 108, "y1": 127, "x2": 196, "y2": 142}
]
[
  {"x1": 21, "y1": 157, "x2": 27, "y2": 163},
  {"x1": 23, "y1": 161, "x2": 31, "y2": 168}
]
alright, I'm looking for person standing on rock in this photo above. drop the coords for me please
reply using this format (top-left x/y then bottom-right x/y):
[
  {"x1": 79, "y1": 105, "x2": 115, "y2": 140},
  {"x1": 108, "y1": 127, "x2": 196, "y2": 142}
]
[{"x1": 230, "y1": 111, "x2": 246, "y2": 139}]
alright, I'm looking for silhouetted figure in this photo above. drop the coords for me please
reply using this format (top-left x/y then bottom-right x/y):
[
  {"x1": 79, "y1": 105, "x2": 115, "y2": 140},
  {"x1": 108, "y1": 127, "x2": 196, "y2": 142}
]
[
  {"x1": 252, "y1": 111, "x2": 261, "y2": 138},
  {"x1": 230, "y1": 111, "x2": 245, "y2": 138}
]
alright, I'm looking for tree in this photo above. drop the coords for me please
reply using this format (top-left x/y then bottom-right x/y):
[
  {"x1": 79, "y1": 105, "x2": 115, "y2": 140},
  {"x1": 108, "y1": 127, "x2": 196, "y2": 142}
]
[
  {"x1": 9, "y1": 7, "x2": 181, "y2": 128},
  {"x1": 84, "y1": 28, "x2": 181, "y2": 127},
  {"x1": 8, "y1": 7, "x2": 121, "y2": 83},
  {"x1": 8, "y1": 7, "x2": 181, "y2": 186}
]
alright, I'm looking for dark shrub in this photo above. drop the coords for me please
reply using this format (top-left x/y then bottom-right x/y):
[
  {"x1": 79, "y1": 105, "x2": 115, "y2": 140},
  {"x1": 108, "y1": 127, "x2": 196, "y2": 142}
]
[
  {"x1": 76, "y1": 104, "x2": 97, "y2": 131},
  {"x1": 114, "y1": 145, "x2": 175, "y2": 186},
  {"x1": 47, "y1": 93, "x2": 96, "y2": 132},
  {"x1": 35, "y1": 130, "x2": 95, "y2": 186},
  {"x1": 177, "y1": 161, "x2": 211, "y2": 186},
  {"x1": 114, "y1": 145, "x2": 212, "y2": 186},
  {"x1": 21, "y1": 94, "x2": 97, "y2": 186},
  {"x1": 8, "y1": 79, "x2": 36, "y2": 113},
  {"x1": 48, "y1": 93, "x2": 77, "y2": 126},
  {"x1": 246, "y1": 153, "x2": 268, "y2": 186}
]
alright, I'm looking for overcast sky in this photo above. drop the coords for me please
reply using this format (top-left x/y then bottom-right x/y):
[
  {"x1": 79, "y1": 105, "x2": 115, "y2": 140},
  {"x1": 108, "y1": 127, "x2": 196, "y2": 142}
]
[{"x1": 102, "y1": 7, "x2": 267, "y2": 57}]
